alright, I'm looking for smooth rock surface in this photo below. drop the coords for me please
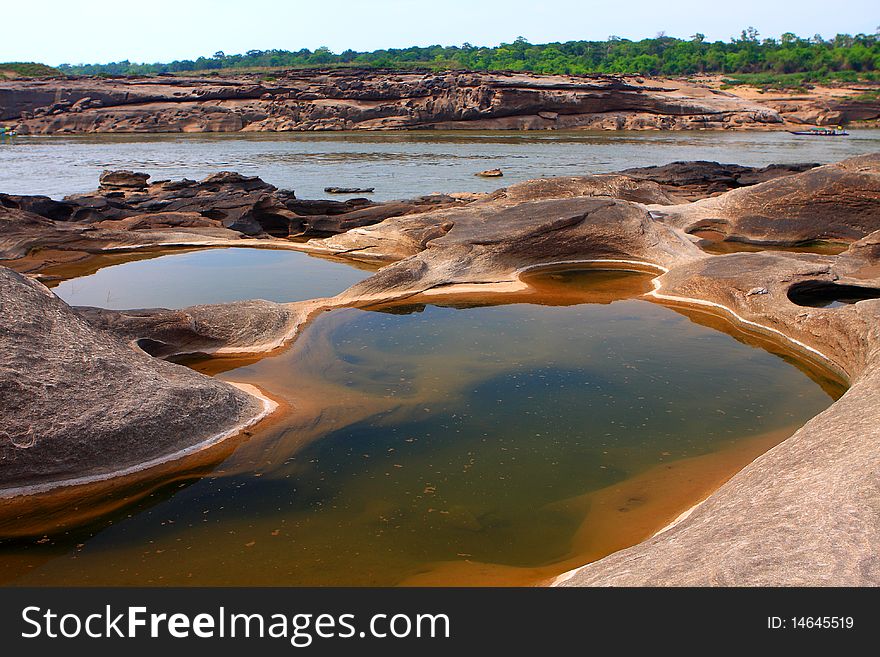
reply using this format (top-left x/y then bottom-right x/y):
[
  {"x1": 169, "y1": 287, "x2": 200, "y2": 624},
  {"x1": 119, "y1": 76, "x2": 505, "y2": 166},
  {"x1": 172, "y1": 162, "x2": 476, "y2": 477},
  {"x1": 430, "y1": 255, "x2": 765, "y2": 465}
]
[
  {"x1": 0, "y1": 267, "x2": 269, "y2": 492},
  {"x1": 655, "y1": 153, "x2": 880, "y2": 245}
]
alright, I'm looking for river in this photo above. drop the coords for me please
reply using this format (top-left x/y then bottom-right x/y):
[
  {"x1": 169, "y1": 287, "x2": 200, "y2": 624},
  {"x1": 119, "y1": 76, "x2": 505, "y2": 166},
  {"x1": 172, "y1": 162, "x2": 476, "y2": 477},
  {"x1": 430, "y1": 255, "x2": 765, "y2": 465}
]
[{"x1": 1, "y1": 129, "x2": 878, "y2": 200}]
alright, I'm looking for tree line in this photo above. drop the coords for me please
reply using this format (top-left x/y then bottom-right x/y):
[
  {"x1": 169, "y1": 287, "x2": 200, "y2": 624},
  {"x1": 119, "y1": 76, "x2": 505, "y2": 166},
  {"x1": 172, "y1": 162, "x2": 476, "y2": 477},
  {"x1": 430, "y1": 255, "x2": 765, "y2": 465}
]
[{"x1": 57, "y1": 29, "x2": 880, "y2": 79}]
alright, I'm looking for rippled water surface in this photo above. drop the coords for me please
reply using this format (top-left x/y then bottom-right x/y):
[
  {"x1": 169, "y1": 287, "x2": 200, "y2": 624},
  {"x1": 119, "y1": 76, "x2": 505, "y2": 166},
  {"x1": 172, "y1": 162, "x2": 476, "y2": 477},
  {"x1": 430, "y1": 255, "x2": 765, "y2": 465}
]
[
  {"x1": 1, "y1": 130, "x2": 878, "y2": 200},
  {"x1": 0, "y1": 269, "x2": 841, "y2": 586}
]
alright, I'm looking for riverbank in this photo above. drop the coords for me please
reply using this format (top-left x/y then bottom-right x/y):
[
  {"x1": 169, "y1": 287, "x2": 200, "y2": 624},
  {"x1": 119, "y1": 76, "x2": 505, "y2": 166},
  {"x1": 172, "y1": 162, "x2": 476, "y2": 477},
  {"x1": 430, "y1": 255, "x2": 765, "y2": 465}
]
[{"x1": 2, "y1": 70, "x2": 876, "y2": 135}]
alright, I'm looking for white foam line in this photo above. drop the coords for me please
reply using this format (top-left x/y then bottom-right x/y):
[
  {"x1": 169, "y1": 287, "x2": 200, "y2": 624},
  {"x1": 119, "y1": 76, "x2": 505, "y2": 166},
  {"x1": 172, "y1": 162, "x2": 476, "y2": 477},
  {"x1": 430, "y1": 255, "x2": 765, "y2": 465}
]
[
  {"x1": 0, "y1": 383, "x2": 278, "y2": 500},
  {"x1": 648, "y1": 281, "x2": 842, "y2": 374},
  {"x1": 515, "y1": 258, "x2": 668, "y2": 275}
]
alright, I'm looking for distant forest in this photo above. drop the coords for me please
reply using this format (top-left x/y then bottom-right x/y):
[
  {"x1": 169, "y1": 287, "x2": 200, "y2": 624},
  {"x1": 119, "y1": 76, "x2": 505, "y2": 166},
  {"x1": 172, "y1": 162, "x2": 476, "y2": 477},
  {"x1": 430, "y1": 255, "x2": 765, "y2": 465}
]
[{"x1": 56, "y1": 30, "x2": 880, "y2": 80}]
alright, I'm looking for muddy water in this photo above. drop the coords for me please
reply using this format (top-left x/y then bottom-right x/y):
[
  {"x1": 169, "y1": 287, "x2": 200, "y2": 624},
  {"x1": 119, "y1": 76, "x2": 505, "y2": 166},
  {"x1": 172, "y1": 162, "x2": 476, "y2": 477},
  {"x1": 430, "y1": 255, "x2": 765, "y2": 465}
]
[
  {"x1": 0, "y1": 269, "x2": 842, "y2": 586},
  {"x1": 690, "y1": 230, "x2": 850, "y2": 256},
  {"x1": 51, "y1": 247, "x2": 375, "y2": 309}
]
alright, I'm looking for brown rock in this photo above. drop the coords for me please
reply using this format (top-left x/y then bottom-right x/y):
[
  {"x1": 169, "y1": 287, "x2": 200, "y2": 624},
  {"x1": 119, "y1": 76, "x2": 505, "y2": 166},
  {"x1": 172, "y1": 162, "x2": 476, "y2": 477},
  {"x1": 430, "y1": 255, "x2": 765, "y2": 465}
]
[
  {"x1": 620, "y1": 160, "x2": 819, "y2": 200},
  {"x1": 659, "y1": 154, "x2": 880, "y2": 245},
  {"x1": 99, "y1": 170, "x2": 150, "y2": 189},
  {"x1": 0, "y1": 70, "x2": 787, "y2": 134}
]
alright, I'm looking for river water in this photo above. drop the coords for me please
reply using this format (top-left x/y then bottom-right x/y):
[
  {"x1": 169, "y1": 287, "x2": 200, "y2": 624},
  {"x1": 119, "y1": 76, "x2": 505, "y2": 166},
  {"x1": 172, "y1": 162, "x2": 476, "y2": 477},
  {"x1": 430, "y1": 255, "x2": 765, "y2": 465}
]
[{"x1": 1, "y1": 129, "x2": 878, "y2": 200}]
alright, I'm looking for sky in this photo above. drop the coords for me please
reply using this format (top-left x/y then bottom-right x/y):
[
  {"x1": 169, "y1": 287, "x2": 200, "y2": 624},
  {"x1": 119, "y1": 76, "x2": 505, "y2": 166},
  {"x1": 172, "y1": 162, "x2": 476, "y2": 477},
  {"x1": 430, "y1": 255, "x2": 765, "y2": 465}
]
[{"x1": 3, "y1": 0, "x2": 878, "y2": 66}]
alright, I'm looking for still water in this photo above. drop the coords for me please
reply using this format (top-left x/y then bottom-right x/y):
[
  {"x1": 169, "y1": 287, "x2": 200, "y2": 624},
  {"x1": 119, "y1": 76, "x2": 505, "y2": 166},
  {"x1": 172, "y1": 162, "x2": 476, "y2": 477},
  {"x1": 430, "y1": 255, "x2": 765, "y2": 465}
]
[
  {"x1": 1, "y1": 130, "x2": 878, "y2": 200},
  {"x1": 0, "y1": 269, "x2": 840, "y2": 586},
  {"x1": 51, "y1": 247, "x2": 374, "y2": 309}
]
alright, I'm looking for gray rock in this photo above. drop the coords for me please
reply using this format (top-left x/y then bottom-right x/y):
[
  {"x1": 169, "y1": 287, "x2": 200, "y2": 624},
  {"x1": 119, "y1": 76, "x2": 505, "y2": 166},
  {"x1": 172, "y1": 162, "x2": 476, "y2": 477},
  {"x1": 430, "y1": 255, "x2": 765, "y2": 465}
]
[{"x1": 0, "y1": 267, "x2": 269, "y2": 493}]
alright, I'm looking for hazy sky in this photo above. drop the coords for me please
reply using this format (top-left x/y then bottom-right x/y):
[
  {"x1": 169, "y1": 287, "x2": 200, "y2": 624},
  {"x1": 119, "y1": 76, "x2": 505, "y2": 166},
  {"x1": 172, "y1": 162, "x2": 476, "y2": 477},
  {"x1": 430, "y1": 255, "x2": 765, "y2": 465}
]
[{"x1": 3, "y1": 0, "x2": 878, "y2": 65}]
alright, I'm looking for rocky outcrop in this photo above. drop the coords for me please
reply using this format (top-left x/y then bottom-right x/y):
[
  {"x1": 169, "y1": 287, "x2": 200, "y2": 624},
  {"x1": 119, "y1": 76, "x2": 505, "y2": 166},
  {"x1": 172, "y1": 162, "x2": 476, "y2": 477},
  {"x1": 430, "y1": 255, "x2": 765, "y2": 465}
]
[
  {"x1": 98, "y1": 169, "x2": 150, "y2": 190},
  {"x1": 653, "y1": 154, "x2": 880, "y2": 245},
  {"x1": 765, "y1": 93, "x2": 880, "y2": 127},
  {"x1": 619, "y1": 161, "x2": 819, "y2": 200},
  {"x1": 3, "y1": 155, "x2": 880, "y2": 587},
  {"x1": 0, "y1": 171, "x2": 476, "y2": 277},
  {"x1": 300, "y1": 174, "x2": 685, "y2": 262},
  {"x1": 0, "y1": 267, "x2": 273, "y2": 493},
  {"x1": 77, "y1": 299, "x2": 305, "y2": 357},
  {"x1": 1, "y1": 70, "x2": 787, "y2": 134},
  {"x1": 0, "y1": 159, "x2": 846, "y2": 279}
]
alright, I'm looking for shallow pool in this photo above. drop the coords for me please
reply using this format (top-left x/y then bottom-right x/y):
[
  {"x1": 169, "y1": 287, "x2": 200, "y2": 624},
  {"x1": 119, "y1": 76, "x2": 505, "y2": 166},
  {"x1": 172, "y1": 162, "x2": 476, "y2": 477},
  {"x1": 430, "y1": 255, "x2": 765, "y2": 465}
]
[
  {"x1": 0, "y1": 269, "x2": 842, "y2": 586},
  {"x1": 51, "y1": 247, "x2": 374, "y2": 309}
]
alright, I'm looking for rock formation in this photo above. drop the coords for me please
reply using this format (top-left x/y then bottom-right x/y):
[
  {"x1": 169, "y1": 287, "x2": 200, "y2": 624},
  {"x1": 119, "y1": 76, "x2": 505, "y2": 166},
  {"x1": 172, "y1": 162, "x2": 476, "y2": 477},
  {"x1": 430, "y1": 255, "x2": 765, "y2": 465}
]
[
  {"x1": 653, "y1": 154, "x2": 880, "y2": 245},
  {"x1": 0, "y1": 171, "x2": 470, "y2": 277},
  {"x1": 557, "y1": 246, "x2": 880, "y2": 586},
  {"x1": 763, "y1": 93, "x2": 880, "y2": 127},
  {"x1": 1, "y1": 154, "x2": 879, "y2": 586},
  {"x1": 619, "y1": 161, "x2": 819, "y2": 200},
  {"x1": 78, "y1": 299, "x2": 305, "y2": 358},
  {"x1": 0, "y1": 267, "x2": 272, "y2": 493},
  {"x1": 1, "y1": 70, "x2": 787, "y2": 134}
]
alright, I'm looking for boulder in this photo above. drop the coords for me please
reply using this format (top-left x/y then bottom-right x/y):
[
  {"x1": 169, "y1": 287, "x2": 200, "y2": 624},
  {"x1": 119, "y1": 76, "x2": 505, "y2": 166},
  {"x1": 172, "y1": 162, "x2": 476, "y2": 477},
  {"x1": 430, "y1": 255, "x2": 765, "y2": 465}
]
[{"x1": 98, "y1": 170, "x2": 150, "y2": 190}]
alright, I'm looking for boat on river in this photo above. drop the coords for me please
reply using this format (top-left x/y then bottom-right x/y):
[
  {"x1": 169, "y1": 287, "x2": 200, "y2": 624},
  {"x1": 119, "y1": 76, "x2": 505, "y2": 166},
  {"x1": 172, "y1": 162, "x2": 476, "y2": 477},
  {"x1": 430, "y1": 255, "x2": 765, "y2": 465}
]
[{"x1": 789, "y1": 127, "x2": 849, "y2": 136}]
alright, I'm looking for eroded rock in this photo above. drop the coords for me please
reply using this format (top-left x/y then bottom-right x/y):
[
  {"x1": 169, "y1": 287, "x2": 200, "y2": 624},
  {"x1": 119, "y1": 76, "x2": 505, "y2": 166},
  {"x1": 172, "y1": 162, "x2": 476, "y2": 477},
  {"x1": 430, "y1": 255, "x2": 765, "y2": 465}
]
[
  {"x1": 659, "y1": 154, "x2": 880, "y2": 245},
  {"x1": 620, "y1": 160, "x2": 819, "y2": 200},
  {"x1": 0, "y1": 267, "x2": 270, "y2": 492},
  {"x1": 1, "y1": 70, "x2": 785, "y2": 134},
  {"x1": 99, "y1": 169, "x2": 150, "y2": 190}
]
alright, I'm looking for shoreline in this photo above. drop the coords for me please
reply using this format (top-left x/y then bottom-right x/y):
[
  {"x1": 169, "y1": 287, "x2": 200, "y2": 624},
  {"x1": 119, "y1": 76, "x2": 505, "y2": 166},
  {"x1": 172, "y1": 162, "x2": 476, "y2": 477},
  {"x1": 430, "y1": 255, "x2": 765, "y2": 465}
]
[{"x1": 4, "y1": 70, "x2": 876, "y2": 135}]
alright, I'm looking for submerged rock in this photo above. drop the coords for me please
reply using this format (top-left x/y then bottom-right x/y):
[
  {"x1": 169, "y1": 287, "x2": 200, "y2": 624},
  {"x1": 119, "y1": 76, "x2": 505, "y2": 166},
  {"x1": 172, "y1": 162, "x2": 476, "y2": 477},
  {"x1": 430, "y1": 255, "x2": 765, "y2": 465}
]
[{"x1": 324, "y1": 186, "x2": 375, "y2": 194}]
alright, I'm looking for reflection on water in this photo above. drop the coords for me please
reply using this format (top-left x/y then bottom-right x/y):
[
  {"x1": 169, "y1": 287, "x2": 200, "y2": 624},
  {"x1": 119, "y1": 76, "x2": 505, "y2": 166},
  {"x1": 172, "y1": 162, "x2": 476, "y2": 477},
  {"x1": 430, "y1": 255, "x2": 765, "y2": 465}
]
[
  {"x1": 1, "y1": 130, "x2": 878, "y2": 200},
  {"x1": 691, "y1": 230, "x2": 849, "y2": 256},
  {"x1": 0, "y1": 269, "x2": 841, "y2": 586},
  {"x1": 51, "y1": 247, "x2": 375, "y2": 309}
]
